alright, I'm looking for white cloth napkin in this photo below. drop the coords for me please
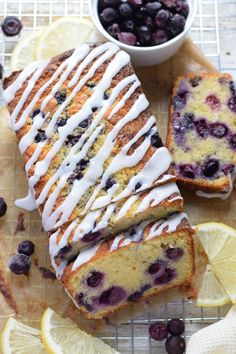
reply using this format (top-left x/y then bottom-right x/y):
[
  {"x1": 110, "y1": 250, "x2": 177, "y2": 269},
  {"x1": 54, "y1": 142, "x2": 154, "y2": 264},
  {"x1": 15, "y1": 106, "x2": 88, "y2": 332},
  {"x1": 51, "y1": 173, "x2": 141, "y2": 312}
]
[{"x1": 186, "y1": 305, "x2": 236, "y2": 354}]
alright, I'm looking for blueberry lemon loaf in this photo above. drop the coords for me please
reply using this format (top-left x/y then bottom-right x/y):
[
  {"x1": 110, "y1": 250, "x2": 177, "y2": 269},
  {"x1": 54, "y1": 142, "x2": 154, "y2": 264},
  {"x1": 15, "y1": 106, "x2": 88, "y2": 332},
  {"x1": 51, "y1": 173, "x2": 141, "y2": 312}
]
[
  {"x1": 3, "y1": 42, "x2": 177, "y2": 233},
  {"x1": 50, "y1": 182, "x2": 183, "y2": 264},
  {"x1": 55, "y1": 213, "x2": 194, "y2": 319},
  {"x1": 166, "y1": 73, "x2": 236, "y2": 198}
]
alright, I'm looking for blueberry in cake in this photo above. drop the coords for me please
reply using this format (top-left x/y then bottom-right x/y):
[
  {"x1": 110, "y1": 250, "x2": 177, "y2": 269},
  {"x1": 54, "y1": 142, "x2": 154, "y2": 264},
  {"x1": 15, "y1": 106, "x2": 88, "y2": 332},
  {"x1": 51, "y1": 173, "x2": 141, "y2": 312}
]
[
  {"x1": 166, "y1": 72, "x2": 236, "y2": 198},
  {"x1": 55, "y1": 212, "x2": 194, "y2": 319}
]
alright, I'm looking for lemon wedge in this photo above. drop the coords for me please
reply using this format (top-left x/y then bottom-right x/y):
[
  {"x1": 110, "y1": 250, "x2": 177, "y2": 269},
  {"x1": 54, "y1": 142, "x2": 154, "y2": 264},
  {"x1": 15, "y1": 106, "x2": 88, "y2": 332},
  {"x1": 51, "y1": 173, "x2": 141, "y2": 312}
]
[
  {"x1": 1, "y1": 318, "x2": 46, "y2": 354},
  {"x1": 41, "y1": 308, "x2": 120, "y2": 354},
  {"x1": 196, "y1": 222, "x2": 236, "y2": 303},
  {"x1": 35, "y1": 17, "x2": 94, "y2": 60},
  {"x1": 10, "y1": 30, "x2": 43, "y2": 71},
  {"x1": 196, "y1": 264, "x2": 230, "y2": 307}
]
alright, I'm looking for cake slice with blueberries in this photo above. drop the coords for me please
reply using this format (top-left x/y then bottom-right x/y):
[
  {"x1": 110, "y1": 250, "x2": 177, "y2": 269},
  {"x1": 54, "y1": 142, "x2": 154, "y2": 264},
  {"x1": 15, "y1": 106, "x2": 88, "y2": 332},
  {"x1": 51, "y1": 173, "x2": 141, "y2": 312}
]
[
  {"x1": 55, "y1": 212, "x2": 194, "y2": 319},
  {"x1": 166, "y1": 72, "x2": 236, "y2": 198}
]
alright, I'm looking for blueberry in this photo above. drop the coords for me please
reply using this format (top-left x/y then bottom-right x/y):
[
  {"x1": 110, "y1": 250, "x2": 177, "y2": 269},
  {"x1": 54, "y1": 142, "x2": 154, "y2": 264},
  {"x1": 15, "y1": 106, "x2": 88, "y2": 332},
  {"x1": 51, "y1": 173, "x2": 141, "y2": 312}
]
[
  {"x1": 194, "y1": 119, "x2": 209, "y2": 138},
  {"x1": 154, "y1": 268, "x2": 176, "y2": 285},
  {"x1": 8, "y1": 254, "x2": 31, "y2": 275},
  {"x1": 31, "y1": 109, "x2": 41, "y2": 118},
  {"x1": 99, "y1": 286, "x2": 126, "y2": 305},
  {"x1": 34, "y1": 130, "x2": 47, "y2": 143},
  {"x1": 1, "y1": 16, "x2": 22, "y2": 36},
  {"x1": 79, "y1": 118, "x2": 90, "y2": 128},
  {"x1": 128, "y1": 0, "x2": 143, "y2": 9},
  {"x1": 167, "y1": 319, "x2": 185, "y2": 335},
  {"x1": 189, "y1": 76, "x2": 202, "y2": 87},
  {"x1": 99, "y1": 0, "x2": 120, "y2": 8},
  {"x1": 92, "y1": 107, "x2": 98, "y2": 112},
  {"x1": 119, "y1": 3, "x2": 133, "y2": 18},
  {"x1": 18, "y1": 240, "x2": 35, "y2": 256},
  {"x1": 56, "y1": 245, "x2": 72, "y2": 259},
  {"x1": 121, "y1": 20, "x2": 135, "y2": 33},
  {"x1": 173, "y1": 93, "x2": 187, "y2": 111},
  {"x1": 66, "y1": 134, "x2": 81, "y2": 146},
  {"x1": 169, "y1": 14, "x2": 185, "y2": 36},
  {"x1": 149, "y1": 322, "x2": 168, "y2": 341},
  {"x1": 0, "y1": 197, "x2": 7, "y2": 217},
  {"x1": 179, "y1": 164, "x2": 195, "y2": 179},
  {"x1": 0, "y1": 63, "x2": 3, "y2": 80},
  {"x1": 228, "y1": 96, "x2": 236, "y2": 112},
  {"x1": 68, "y1": 171, "x2": 83, "y2": 184},
  {"x1": 128, "y1": 284, "x2": 151, "y2": 302},
  {"x1": 87, "y1": 271, "x2": 104, "y2": 287},
  {"x1": 201, "y1": 159, "x2": 219, "y2": 178},
  {"x1": 152, "y1": 29, "x2": 169, "y2": 45},
  {"x1": 229, "y1": 81, "x2": 236, "y2": 96},
  {"x1": 155, "y1": 9, "x2": 171, "y2": 28},
  {"x1": 103, "y1": 91, "x2": 110, "y2": 100},
  {"x1": 78, "y1": 159, "x2": 88, "y2": 170},
  {"x1": 104, "y1": 178, "x2": 115, "y2": 191},
  {"x1": 165, "y1": 247, "x2": 184, "y2": 261},
  {"x1": 57, "y1": 118, "x2": 67, "y2": 127},
  {"x1": 76, "y1": 292, "x2": 84, "y2": 305},
  {"x1": 82, "y1": 231, "x2": 101, "y2": 243},
  {"x1": 206, "y1": 94, "x2": 221, "y2": 110},
  {"x1": 134, "y1": 182, "x2": 142, "y2": 191},
  {"x1": 210, "y1": 123, "x2": 228, "y2": 138},
  {"x1": 135, "y1": 7, "x2": 147, "y2": 22},
  {"x1": 117, "y1": 32, "x2": 137, "y2": 46},
  {"x1": 177, "y1": 0, "x2": 189, "y2": 18},
  {"x1": 143, "y1": 16, "x2": 155, "y2": 28},
  {"x1": 145, "y1": 2, "x2": 162, "y2": 17},
  {"x1": 55, "y1": 90, "x2": 67, "y2": 104},
  {"x1": 148, "y1": 260, "x2": 166, "y2": 276},
  {"x1": 229, "y1": 134, "x2": 236, "y2": 150},
  {"x1": 107, "y1": 23, "x2": 120, "y2": 38},
  {"x1": 100, "y1": 7, "x2": 119, "y2": 23},
  {"x1": 86, "y1": 81, "x2": 96, "y2": 88},
  {"x1": 165, "y1": 335, "x2": 186, "y2": 354},
  {"x1": 151, "y1": 133, "x2": 163, "y2": 148},
  {"x1": 182, "y1": 113, "x2": 194, "y2": 130},
  {"x1": 137, "y1": 25, "x2": 153, "y2": 45}
]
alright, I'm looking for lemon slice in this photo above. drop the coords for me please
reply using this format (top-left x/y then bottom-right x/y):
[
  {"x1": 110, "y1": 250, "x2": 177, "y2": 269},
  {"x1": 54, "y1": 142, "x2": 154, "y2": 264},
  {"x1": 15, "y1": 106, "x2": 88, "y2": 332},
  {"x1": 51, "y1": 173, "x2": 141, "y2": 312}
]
[
  {"x1": 35, "y1": 17, "x2": 94, "y2": 60},
  {"x1": 1, "y1": 318, "x2": 46, "y2": 354},
  {"x1": 11, "y1": 30, "x2": 43, "y2": 71},
  {"x1": 41, "y1": 308, "x2": 120, "y2": 354},
  {"x1": 196, "y1": 222, "x2": 236, "y2": 303},
  {"x1": 196, "y1": 264, "x2": 230, "y2": 307}
]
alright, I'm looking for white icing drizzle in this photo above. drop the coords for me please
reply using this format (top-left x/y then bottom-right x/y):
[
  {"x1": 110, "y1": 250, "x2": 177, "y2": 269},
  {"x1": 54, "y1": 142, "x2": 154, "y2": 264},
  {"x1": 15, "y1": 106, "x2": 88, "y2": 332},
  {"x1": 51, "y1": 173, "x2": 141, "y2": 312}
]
[
  {"x1": 65, "y1": 212, "x2": 188, "y2": 273},
  {"x1": 15, "y1": 189, "x2": 37, "y2": 211}
]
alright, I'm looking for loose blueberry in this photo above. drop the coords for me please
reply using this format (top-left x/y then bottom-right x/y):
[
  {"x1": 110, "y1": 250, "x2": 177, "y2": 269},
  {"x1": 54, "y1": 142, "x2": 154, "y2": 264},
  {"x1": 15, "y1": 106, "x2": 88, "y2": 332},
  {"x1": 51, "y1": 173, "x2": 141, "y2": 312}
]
[
  {"x1": 165, "y1": 335, "x2": 186, "y2": 354},
  {"x1": 18, "y1": 240, "x2": 35, "y2": 256},
  {"x1": 99, "y1": 286, "x2": 126, "y2": 305},
  {"x1": 82, "y1": 231, "x2": 101, "y2": 243},
  {"x1": 169, "y1": 14, "x2": 185, "y2": 35},
  {"x1": 151, "y1": 133, "x2": 163, "y2": 148},
  {"x1": 145, "y1": 2, "x2": 162, "y2": 17},
  {"x1": 229, "y1": 134, "x2": 236, "y2": 150},
  {"x1": 0, "y1": 197, "x2": 7, "y2": 217},
  {"x1": 8, "y1": 254, "x2": 31, "y2": 275},
  {"x1": 119, "y1": 3, "x2": 133, "y2": 18},
  {"x1": 55, "y1": 90, "x2": 67, "y2": 104},
  {"x1": 179, "y1": 164, "x2": 195, "y2": 179},
  {"x1": 121, "y1": 19, "x2": 135, "y2": 32},
  {"x1": 194, "y1": 119, "x2": 209, "y2": 138},
  {"x1": 87, "y1": 271, "x2": 104, "y2": 288},
  {"x1": 117, "y1": 32, "x2": 137, "y2": 46},
  {"x1": 155, "y1": 268, "x2": 176, "y2": 285},
  {"x1": 206, "y1": 94, "x2": 221, "y2": 110},
  {"x1": 149, "y1": 322, "x2": 168, "y2": 341},
  {"x1": 228, "y1": 96, "x2": 236, "y2": 112},
  {"x1": 1, "y1": 16, "x2": 22, "y2": 36},
  {"x1": 201, "y1": 159, "x2": 219, "y2": 178},
  {"x1": 155, "y1": 9, "x2": 171, "y2": 28},
  {"x1": 34, "y1": 130, "x2": 47, "y2": 143},
  {"x1": 152, "y1": 29, "x2": 169, "y2": 45},
  {"x1": 100, "y1": 7, "x2": 119, "y2": 23},
  {"x1": 107, "y1": 23, "x2": 121, "y2": 38},
  {"x1": 210, "y1": 123, "x2": 228, "y2": 138},
  {"x1": 189, "y1": 76, "x2": 202, "y2": 87},
  {"x1": 137, "y1": 25, "x2": 152, "y2": 45},
  {"x1": 167, "y1": 319, "x2": 185, "y2": 336},
  {"x1": 148, "y1": 260, "x2": 166, "y2": 276}
]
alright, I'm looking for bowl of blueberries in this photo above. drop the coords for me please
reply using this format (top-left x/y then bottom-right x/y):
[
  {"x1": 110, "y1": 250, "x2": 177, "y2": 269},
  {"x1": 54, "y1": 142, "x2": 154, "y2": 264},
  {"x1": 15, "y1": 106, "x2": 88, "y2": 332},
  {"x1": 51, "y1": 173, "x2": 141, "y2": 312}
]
[{"x1": 89, "y1": 0, "x2": 197, "y2": 66}]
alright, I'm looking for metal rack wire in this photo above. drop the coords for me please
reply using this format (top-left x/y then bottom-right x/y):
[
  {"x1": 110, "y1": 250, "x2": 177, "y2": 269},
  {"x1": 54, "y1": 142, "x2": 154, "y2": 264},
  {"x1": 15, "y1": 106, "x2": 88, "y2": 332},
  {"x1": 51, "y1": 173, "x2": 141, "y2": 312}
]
[{"x1": 0, "y1": 0, "x2": 235, "y2": 353}]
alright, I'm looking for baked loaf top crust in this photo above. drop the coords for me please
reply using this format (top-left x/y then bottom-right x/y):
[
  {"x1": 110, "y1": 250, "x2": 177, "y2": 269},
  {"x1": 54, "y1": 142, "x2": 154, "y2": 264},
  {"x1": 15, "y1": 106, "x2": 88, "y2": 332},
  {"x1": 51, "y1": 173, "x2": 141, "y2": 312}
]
[
  {"x1": 3, "y1": 43, "x2": 176, "y2": 232},
  {"x1": 166, "y1": 72, "x2": 236, "y2": 198}
]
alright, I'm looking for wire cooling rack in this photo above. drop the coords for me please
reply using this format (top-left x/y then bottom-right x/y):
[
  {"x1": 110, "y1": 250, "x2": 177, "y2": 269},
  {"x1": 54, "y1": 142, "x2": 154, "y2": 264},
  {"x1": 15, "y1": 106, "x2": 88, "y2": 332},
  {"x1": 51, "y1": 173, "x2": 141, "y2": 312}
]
[{"x1": 0, "y1": 0, "x2": 235, "y2": 353}]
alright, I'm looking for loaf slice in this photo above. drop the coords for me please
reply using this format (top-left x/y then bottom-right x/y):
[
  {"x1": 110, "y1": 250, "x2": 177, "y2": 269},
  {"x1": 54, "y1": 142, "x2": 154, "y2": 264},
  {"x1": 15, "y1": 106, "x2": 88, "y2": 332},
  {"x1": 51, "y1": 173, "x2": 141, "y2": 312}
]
[
  {"x1": 50, "y1": 182, "x2": 183, "y2": 264},
  {"x1": 54, "y1": 213, "x2": 194, "y2": 319},
  {"x1": 3, "y1": 43, "x2": 176, "y2": 232},
  {"x1": 166, "y1": 72, "x2": 236, "y2": 199}
]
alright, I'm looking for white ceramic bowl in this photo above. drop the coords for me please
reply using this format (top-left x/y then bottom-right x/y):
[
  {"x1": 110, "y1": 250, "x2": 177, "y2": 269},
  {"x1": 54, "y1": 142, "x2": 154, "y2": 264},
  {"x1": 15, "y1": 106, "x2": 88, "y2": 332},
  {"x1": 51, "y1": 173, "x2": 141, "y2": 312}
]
[{"x1": 89, "y1": 0, "x2": 198, "y2": 67}]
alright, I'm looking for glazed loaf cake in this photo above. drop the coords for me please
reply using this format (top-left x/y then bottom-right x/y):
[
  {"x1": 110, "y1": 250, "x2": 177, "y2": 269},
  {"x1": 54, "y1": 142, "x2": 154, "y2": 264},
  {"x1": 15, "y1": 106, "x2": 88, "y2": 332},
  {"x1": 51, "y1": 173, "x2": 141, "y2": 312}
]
[
  {"x1": 50, "y1": 182, "x2": 183, "y2": 264},
  {"x1": 56, "y1": 213, "x2": 194, "y2": 319},
  {"x1": 3, "y1": 42, "x2": 177, "y2": 233},
  {"x1": 166, "y1": 72, "x2": 236, "y2": 198}
]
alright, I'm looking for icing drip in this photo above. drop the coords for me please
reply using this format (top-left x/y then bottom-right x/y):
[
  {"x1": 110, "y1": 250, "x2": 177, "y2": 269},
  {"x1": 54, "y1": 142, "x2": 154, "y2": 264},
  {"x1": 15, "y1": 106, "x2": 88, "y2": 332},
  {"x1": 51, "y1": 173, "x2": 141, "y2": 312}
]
[{"x1": 15, "y1": 189, "x2": 37, "y2": 211}]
